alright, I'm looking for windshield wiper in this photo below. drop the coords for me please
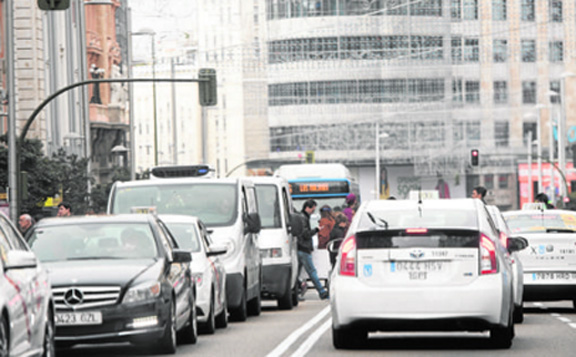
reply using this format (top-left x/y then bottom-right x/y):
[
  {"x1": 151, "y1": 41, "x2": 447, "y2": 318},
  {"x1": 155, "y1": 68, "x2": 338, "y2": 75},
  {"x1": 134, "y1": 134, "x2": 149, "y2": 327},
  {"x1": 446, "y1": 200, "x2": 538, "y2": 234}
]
[
  {"x1": 545, "y1": 228, "x2": 576, "y2": 233},
  {"x1": 367, "y1": 212, "x2": 389, "y2": 230},
  {"x1": 65, "y1": 256, "x2": 124, "y2": 261}
]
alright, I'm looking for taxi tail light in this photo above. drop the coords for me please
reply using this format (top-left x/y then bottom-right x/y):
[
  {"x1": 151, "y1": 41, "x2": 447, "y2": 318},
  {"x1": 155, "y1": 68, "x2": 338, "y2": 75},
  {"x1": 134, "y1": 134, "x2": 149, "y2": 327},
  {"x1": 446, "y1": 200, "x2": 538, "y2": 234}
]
[
  {"x1": 499, "y1": 231, "x2": 508, "y2": 248},
  {"x1": 480, "y1": 234, "x2": 497, "y2": 275},
  {"x1": 339, "y1": 235, "x2": 357, "y2": 277}
]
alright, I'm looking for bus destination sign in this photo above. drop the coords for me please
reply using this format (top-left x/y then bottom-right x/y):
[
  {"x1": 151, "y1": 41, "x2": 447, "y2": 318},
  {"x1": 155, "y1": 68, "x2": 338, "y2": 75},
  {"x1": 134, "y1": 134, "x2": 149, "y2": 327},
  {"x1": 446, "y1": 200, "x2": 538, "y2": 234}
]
[{"x1": 289, "y1": 180, "x2": 350, "y2": 195}]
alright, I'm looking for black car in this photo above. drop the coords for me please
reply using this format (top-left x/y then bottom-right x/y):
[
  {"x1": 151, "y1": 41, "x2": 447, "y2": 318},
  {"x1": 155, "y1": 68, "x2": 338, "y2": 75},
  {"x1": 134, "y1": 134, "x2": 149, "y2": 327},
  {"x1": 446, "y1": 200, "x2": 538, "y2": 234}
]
[{"x1": 27, "y1": 214, "x2": 197, "y2": 354}]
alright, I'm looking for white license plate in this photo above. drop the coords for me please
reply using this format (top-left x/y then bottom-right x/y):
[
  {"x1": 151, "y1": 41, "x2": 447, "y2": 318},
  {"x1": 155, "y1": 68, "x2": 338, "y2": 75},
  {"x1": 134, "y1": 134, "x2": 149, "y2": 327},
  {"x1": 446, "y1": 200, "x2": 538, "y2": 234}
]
[
  {"x1": 532, "y1": 272, "x2": 576, "y2": 281},
  {"x1": 55, "y1": 311, "x2": 102, "y2": 326},
  {"x1": 393, "y1": 261, "x2": 445, "y2": 272}
]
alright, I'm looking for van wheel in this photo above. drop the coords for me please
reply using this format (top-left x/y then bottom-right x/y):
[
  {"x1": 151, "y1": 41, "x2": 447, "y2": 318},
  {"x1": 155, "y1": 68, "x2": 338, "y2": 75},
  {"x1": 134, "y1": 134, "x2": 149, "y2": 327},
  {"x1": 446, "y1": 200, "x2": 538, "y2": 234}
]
[
  {"x1": 513, "y1": 304, "x2": 524, "y2": 324},
  {"x1": 277, "y1": 278, "x2": 294, "y2": 310},
  {"x1": 229, "y1": 288, "x2": 247, "y2": 322},
  {"x1": 247, "y1": 281, "x2": 262, "y2": 316},
  {"x1": 291, "y1": 280, "x2": 299, "y2": 307},
  {"x1": 215, "y1": 294, "x2": 228, "y2": 328}
]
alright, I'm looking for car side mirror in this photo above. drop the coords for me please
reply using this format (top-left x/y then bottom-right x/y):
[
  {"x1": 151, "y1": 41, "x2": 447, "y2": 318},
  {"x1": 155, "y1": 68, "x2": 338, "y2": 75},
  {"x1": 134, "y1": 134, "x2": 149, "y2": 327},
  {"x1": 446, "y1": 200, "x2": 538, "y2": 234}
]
[
  {"x1": 507, "y1": 236, "x2": 529, "y2": 253},
  {"x1": 207, "y1": 244, "x2": 228, "y2": 257},
  {"x1": 4, "y1": 250, "x2": 38, "y2": 270},
  {"x1": 244, "y1": 212, "x2": 261, "y2": 234},
  {"x1": 172, "y1": 249, "x2": 192, "y2": 263},
  {"x1": 326, "y1": 238, "x2": 344, "y2": 254}
]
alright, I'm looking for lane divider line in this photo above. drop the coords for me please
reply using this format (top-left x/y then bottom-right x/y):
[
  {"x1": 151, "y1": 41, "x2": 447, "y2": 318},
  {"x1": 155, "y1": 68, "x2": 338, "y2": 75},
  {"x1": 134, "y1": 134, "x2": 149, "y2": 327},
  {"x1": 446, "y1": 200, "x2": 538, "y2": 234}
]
[
  {"x1": 557, "y1": 316, "x2": 572, "y2": 323},
  {"x1": 266, "y1": 306, "x2": 331, "y2": 357},
  {"x1": 291, "y1": 319, "x2": 331, "y2": 357},
  {"x1": 569, "y1": 323, "x2": 576, "y2": 329}
]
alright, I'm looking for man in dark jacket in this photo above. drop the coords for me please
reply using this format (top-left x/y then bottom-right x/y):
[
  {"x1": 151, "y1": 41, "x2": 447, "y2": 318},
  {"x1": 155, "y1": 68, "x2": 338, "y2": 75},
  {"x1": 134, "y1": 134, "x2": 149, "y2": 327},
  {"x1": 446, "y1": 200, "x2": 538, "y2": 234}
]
[{"x1": 294, "y1": 199, "x2": 329, "y2": 300}]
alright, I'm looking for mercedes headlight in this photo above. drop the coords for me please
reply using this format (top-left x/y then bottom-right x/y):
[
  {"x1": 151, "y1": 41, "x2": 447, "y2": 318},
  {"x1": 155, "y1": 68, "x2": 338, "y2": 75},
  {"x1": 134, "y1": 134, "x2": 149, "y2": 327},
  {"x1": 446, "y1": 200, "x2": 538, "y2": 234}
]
[{"x1": 122, "y1": 281, "x2": 161, "y2": 304}]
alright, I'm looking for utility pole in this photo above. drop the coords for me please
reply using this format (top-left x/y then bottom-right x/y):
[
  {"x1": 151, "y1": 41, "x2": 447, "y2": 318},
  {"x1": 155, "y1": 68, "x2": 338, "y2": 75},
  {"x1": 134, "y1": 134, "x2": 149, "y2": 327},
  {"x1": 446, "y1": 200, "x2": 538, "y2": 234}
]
[{"x1": 6, "y1": 0, "x2": 17, "y2": 222}]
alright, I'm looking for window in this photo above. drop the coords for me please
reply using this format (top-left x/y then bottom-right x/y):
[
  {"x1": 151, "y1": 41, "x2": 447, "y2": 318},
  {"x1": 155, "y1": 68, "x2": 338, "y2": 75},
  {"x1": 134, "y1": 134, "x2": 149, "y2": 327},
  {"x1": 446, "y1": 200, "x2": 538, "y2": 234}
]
[
  {"x1": 463, "y1": 0, "x2": 478, "y2": 20},
  {"x1": 550, "y1": 0, "x2": 562, "y2": 22},
  {"x1": 499, "y1": 174, "x2": 510, "y2": 189},
  {"x1": 465, "y1": 81, "x2": 480, "y2": 103},
  {"x1": 550, "y1": 81, "x2": 561, "y2": 104},
  {"x1": 464, "y1": 38, "x2": 479, "y2": 62},
  {"x1": 521, "y1": 0, "x2": 535, "y2": 21},
  {"x1": 494, "y1": 81, "x2": 508, "y2": 104},
  {"x1": 451, "y1": 0, "x2": 461, "y2": 19},
  {"x1": 521, "y1": 40, "x2": 536, "y2": 62},
  {"x1": 452, "y1": 79, "x2": 463, "y2": 103},
  {"x1": 522, "y1": 122, "x2": 537, "y2": 145},
  {"x1": 493, "y1": 39, "x2": 507, "y2": 62},
  {"x1": 484, "y1": 174, "x2": 494, "y2": 189},
  {"x1": 549, "y1": 41, "x2": 563, "y2": 62},
  {"x1": 494, "y1": 121, "x2": 509, "y2": 147},
  {"x1": 451, "y1": 37, "x2": 462, "y2": 62},
  {"x1": 492, "y1": 0, "x2": 506, "y2": 20},
  {"x1": 522, "y1": 81, "x2": 537, "y2": 104}
]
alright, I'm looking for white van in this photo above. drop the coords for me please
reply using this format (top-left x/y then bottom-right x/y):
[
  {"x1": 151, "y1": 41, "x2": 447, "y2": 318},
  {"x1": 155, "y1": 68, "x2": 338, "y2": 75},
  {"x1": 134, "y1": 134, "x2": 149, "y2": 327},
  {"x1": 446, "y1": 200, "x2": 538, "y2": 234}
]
[
  {"x1": 107, "y1": 170, "x2": 262, "y2": 322},
  {"x1": 251, "y1": 176, "x2": 299, "y2": 309}
]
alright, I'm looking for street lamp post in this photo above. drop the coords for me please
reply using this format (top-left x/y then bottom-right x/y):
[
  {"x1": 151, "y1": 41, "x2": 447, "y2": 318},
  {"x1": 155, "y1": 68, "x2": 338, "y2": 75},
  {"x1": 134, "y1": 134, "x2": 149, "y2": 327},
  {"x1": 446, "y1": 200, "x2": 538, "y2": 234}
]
[
  {"x1": 559, "y1": 72, "x2": 576, "y2": 204},
  {"x1": 375, "y1": 122, "x2": 389, "y2": 200},
  {"x1": 527, "y1": 132, "x2": 533, "y2": 203},
  {"x1": 132, "y1": 29, "x2": 158, "y2": 167}
]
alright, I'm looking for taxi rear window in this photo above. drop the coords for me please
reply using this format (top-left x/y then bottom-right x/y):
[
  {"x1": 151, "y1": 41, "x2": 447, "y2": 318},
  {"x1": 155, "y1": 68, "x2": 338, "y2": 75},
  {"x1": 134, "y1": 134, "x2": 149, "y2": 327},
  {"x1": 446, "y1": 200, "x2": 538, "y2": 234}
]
[{"x1": 355, "y1": 229, "x2": 479, "y2": 249}]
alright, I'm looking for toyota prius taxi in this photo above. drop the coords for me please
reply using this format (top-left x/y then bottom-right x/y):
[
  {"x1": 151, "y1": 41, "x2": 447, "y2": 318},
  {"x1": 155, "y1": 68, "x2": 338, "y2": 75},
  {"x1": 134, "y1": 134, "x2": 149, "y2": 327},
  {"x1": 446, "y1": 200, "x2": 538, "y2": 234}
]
[
  {"x1": 503, "y1": 208, "x2": 576, "y2": 308},
  {"x1": 330, "y1": 199, "x2": 525, "y2": 349}
]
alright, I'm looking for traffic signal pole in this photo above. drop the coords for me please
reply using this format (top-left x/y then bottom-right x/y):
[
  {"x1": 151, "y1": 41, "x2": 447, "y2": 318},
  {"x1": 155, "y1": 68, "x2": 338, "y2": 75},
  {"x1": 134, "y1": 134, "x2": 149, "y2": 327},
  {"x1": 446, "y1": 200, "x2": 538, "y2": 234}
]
[{"x1": 10, "y1": 72, "x2": 216, "y2": 219}]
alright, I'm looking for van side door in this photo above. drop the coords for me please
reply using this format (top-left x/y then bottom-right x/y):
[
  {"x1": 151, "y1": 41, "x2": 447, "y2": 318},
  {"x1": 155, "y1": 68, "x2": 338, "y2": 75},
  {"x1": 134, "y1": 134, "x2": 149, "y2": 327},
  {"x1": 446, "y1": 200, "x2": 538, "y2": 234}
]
[{"x1": 243, "y1": 185, "x2": 261, "y2": 295}]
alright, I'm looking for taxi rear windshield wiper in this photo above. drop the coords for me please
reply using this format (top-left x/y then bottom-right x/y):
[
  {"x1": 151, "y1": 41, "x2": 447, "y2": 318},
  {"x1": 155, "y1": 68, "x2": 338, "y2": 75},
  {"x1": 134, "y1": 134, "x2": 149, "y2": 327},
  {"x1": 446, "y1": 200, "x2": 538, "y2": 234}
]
[{"x1": 367, "y1": 212, "x2": 389, "y2": 230}]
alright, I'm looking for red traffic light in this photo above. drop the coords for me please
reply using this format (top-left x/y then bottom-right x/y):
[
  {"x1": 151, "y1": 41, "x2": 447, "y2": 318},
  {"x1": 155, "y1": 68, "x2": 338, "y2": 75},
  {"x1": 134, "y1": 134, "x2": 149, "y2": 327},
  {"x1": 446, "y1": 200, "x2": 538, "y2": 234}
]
[{"x1": 471, "y1": 149, "x2": 479, "y2": 166}]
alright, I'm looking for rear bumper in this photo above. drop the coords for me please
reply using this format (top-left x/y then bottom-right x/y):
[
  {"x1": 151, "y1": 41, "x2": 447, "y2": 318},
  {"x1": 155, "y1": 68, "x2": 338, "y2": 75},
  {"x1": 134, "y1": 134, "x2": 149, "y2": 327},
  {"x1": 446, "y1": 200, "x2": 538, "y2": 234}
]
[
  {"x1": 331, "y1": 274, "x2": 506, "y2": 331},
  {"x1": 523, "y1": 285, "x2": 576, "y2": 301},
  {"x1": 261, "y1": 263, "x2": 291, "y2": 299}
]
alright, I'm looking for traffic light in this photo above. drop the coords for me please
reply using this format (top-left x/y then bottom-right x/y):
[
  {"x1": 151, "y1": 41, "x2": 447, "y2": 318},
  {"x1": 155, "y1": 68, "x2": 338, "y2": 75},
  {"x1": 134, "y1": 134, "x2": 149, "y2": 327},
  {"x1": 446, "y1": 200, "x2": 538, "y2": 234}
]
[
  {"x1": 471, "y1": 149, "x2": 479, "y2": 166},
  {"x1": 38, "y1": 0, "x2": 70, "y2": 10},
  {"x1": 198, "y1": 68, "x2": 217, "y2": 106}
]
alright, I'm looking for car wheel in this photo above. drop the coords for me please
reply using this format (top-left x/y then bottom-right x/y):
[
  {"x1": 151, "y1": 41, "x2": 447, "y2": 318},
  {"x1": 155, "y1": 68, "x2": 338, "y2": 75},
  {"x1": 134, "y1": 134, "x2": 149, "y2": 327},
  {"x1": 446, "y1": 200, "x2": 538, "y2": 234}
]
[
  {"x1": 229, "y1": 287, "x2": 247, "y2": 322},
  {"x1": 332, "y1": 325, "x2": 367, "y2": 349},
  {"x1": 42, "y1": 309, "x2": 56, "y2": 357},
  {"x1": 215, "y1": 293, "x2": 228, "y2": 329},
  {"x1": 247, "y1": 281, "x2": 262, "y2": 317},
  {"x1": 489, "y1": 309, "x2": 514, "y2": 349},
  {"x1": 573, "y1": 299, "x2": 576, "y2": 310},
  {"x1": 179, "y1": 292, "x2": 198, "y2": 344},
  {"x1": 277, "y1": 278, "x2": 294, "y2": 310},
  {"x1": 513, "y1": 304, "x2": 524, "y2": 324},
  {"x1": 0, "y1": 314, "x2": 9, "y2": 357},
  {"x1": 158, "y1": 300, "x2": 178, "y2": 354},
  {"x1": 200, "y1": 292, "x2": 216, "y2": 334}
]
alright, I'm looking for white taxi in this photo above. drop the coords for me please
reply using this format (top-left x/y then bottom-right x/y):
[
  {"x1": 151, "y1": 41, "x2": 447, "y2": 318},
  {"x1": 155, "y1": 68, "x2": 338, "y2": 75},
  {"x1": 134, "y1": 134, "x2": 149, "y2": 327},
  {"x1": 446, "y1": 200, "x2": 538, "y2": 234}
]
[
  {"x1": 503, "y1": 209, "x2": 576, "y2": 308},
  {"x1": 330, "y1": 199, "x2": 522, "y2": 349}
]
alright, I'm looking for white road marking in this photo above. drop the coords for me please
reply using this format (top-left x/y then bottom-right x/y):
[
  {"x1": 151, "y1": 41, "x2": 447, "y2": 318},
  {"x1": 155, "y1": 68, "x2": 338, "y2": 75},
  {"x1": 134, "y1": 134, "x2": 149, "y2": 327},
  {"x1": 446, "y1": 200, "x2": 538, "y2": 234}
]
[
  {"x1": 557, "y1": 316, "x2": 572, "y2": 323},
  {"x1": 291, "y1": 319, "x2": 331, "y2": 357},
  {"x1": 550, "y1": 313, "x2": 561, "y2": 317},
  {"x1": 569, "y1": 323, "x2": 576, "y2": 329},
  {"x1": 266, "y1": 306, "x2": 330, "y2": 357}
]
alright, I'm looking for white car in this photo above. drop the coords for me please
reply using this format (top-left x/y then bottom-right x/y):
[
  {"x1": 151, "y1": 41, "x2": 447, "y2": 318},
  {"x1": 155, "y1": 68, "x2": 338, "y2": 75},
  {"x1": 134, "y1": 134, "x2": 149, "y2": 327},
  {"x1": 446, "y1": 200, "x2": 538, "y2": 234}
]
[
  {"x1": 486, "y1": 205, "x2": 528, "y2": 323},
  {"x1": 160, "y1": 215, "x2": 228, "y2": 333},
  {"x1": 0, "y1": 211, "x2": 55, "y2": 356},
  {"x1": 503, "y1": 209, "x2": 576, "y2": 309},
  {"x1": 330, "y1": 199, "x2": 522, "y2": 349}
]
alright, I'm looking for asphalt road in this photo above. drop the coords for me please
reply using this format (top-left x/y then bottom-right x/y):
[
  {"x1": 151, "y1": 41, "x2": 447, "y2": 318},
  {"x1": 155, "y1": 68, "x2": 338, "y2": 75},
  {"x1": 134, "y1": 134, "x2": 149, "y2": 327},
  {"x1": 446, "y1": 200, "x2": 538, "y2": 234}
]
[{"x1": 57, "y1": 295, "x2": 576, "y2": 357}]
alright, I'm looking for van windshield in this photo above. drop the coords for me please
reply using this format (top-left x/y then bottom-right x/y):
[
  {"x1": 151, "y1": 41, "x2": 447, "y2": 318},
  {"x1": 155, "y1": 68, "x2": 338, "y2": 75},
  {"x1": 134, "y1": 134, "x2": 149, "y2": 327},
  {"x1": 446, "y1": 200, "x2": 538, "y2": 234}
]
[{"x1": 112, "y1": 183, "x2": 238, "y2": 227}]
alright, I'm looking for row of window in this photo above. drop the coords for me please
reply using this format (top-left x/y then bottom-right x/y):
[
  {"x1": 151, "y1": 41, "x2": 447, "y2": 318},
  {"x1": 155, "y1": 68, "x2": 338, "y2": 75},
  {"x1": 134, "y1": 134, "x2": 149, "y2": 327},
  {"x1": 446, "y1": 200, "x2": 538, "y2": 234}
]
[
  {"x1": 269, "y1": 79, "x2": 445, "y2": 105},
  {"x1": 269, "y1": 120, "x2": 512, "y2": 152},
  {"x1": 268, "y1": 79, "x2": 562, "y2": 106},
  {"x1": 268, "y1": 36, "x2": 564, "y2": 64},
  {"x1": 266, "y1": 0, "x2": 563, "y2": 22}
]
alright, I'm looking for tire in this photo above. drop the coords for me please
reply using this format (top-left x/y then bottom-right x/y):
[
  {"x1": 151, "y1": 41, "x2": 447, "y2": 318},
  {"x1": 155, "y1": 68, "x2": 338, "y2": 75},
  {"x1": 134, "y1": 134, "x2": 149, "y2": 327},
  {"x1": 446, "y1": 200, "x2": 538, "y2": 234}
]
[
  {"x1": 291, "y1": 280, "x2": 299, "y2": 307},
  {"x1": 215, "y1": 294, "x2": 228, "y2": 329},
  {"x1": 179, "y1": 292, "x2": 198, "y2": 344},
  {"x1": 573, "y1": 299, "x2": 576, "y2": 310},
  {"x1": 42, "y1": 309, "x2": 56, "y2": 357},
  {"x1": 277, "y1": 278, "x2": 294, "y2": 310},
  {"x1": 513, "y1": 304, "x2": 524, "y2": 324},
  {"x1": 247, "y1": 281, "x2": 262, "y2": 317},
  {"x1": 0, "y1": 314, "x2": 9, "y2": 357},
  {"x1": 332, "y1": 325, "x2": 367, "y2": 349},
  {"x1": 489, "y1": 308, "x2": 514, "y2": 349},
  {"x1": 229, "y1": 288, "x2": 247, "y2": 322},
  {"x1": 158, "y1": 300, "x2": 178, "y2": 354},
  {"x1": 199, "y1": 292, "x2": 216, "y2": 334}
]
